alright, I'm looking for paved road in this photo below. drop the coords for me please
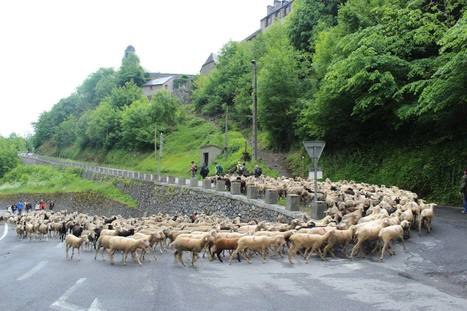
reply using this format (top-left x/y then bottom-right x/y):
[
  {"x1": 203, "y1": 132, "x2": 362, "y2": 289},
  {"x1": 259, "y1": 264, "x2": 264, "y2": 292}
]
[{"x1": 1, "y1": 207, "x2": 466, "y2": 311}]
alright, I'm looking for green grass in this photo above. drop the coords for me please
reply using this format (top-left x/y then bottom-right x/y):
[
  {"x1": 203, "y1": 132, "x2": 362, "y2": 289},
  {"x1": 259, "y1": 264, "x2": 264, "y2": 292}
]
[
  {"x1": 0, "y1": 165, "x2": 138, "y2": 207},
  {"x1": 39, "y1": 111, "x2": 279, "y2": 178}
]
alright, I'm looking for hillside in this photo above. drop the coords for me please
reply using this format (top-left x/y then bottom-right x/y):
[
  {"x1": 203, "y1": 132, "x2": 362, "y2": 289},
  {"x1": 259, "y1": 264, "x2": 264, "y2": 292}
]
[{"x1": 30, "y1": 0, "x2": 466, "y2": 206}]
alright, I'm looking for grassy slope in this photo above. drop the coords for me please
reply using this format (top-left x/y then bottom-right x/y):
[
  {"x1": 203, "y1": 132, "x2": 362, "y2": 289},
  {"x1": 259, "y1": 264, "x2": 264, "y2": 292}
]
[
  {"x1": 38, "y1": 110, "x2": 279, "y2": 178},
  {"x1": 0, "y1": 165, "x2": 138, "y2": 207}
]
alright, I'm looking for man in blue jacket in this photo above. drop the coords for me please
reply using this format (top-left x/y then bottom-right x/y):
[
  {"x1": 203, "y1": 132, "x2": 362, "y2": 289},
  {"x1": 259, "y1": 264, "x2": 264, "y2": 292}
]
[{"x1": 17, "y1": 201, "x2": 24, "y2": 215}]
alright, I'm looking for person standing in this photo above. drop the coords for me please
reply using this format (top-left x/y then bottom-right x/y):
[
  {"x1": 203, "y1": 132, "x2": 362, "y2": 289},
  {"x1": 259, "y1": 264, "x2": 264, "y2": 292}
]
[
  {"x1": 200, "y1": 163, "x2": 209, "y2": 179},
  {"x1": 39, "y1": 199, "x2": 46, "y2": 210},
  {"x1": 190, "y1": 161, "x2": 198, "y2": 178},
  {"x1": 49, "y1": 200, "x2": 55, "y2": 211},
  {"x1": 17, "y1": 201, "x2": 24, "y2": 215},
  {"x1": 25, "y1": 201, "x2": 32, "y2": 213},
  {"x1": 254, "y1": 165, "x2": 262, "y2": 178},
  {"x1": 461, "y1": 169, "x2": 467, "y2": 214},
  {"x1": 215, "y1": 162, "x2": 224, "y2": 176}
]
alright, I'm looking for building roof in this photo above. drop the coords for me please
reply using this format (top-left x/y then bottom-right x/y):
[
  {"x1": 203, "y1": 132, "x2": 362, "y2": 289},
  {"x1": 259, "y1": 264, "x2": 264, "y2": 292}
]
[
  {"x1": 148, "y1": 72, "x2": 195, "y2": 80},
  {"x1": 200, "y1": 144, "x2": 223, "y2": 150},
  {"x1": 244, "y1": 29, "x2": 261, "y2": 41},
  {"x1": 202, "y1": 53, "x2": 218, "y2": 66},
  {"x1": 144, "y1": 76, "x2": 174, "y2": 87},
  {"x1": 261, "y1": 0, "x2": 293, "y2": 21}
]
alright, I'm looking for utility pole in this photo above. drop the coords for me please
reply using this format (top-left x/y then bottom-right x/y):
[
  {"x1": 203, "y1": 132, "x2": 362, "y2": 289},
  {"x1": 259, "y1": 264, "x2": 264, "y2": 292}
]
[
  {"x1": 224, "y1": 105, "x2": 228, "y2": 160},
  {"x1": 251, "y1": 60, "x2": 258, "y2": 161},
  {"x1": 155, "y1": 127, "x2": 160, "y2": 178},
  {"x1": 159, "y1": 131, "x2": 164, "y2": 177}
]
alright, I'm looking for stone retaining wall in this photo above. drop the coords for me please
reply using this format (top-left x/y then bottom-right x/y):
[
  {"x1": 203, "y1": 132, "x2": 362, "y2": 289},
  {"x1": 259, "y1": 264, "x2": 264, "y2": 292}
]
[{"x1": 15, "y1": 154, "x2": 305, "y2": 221}]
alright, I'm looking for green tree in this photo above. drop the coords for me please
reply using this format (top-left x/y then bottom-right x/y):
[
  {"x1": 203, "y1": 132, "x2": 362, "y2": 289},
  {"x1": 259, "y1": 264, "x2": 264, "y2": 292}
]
[
  {"x1": 85, "y1": 101, "x2": 121, "y2": 149},
  {"x1": 117, "y1": 53, "x2": 147, "y2": 87},
  {"x1": 258, "y1": 24, "x2": 303, "y2": 150},
  {"x1": 108, "y1": 81, "x2": 143, "y2": 109},
  {"x1": 0, "y1": 137, "x2": 19, "y2": 178}
]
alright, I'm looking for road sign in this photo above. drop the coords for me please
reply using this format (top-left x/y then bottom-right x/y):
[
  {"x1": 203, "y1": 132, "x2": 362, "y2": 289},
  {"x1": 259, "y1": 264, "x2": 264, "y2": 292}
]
[{"x1": 303, "y1": 141, "x2": 326, "y2": 160}]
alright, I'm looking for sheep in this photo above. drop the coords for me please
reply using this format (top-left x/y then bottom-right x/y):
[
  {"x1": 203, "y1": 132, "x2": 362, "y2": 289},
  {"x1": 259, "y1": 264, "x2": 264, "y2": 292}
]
[
  {"x1": 208, "y1": 237, "x2": 241, "y2": 263},
  {"x1": 350, "y1": 219, "x2": 390, "y2": 258},
  {"x1": 418, "y1": 205, "x2": 434, "y2": 234},
  {"x1": 377, "y1": 221, "x2": 410, "y2": 261},
  {"x1": 65, "y1": 234, "x2": 87, "y2": 260},
  {"x1": 107, "y1": 236, "x2": 150, "y2": 266},
  {"x1": 287, "y1": 231, "x2": 332, "y2": 264},
  {"x1": 94, "y1": 235, "x2": 115, "y2": 260},
  {"x1": 229, "y1": 235, "x2": 286, "y2": 264},
  {"x1": 322, "y1": 227, "x2": 356, "y2": 258},
  {"x1": 170, "y1": 233, "x2": 211, "y2": 266}
]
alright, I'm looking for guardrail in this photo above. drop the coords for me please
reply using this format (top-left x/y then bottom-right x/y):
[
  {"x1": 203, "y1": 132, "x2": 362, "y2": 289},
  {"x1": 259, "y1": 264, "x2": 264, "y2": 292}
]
[
  {"x1": 19, "y1": 153, "x2": 309, "y2": 216},
  {"x1": 20, "y1": 153, "x2": 197, "y2": 186}
]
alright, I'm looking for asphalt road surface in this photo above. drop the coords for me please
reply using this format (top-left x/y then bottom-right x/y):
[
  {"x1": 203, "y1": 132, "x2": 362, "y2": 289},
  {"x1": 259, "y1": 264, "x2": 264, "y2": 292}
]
[{"x1": 1, "y1": 207, "x2": 466, "y2": 311}]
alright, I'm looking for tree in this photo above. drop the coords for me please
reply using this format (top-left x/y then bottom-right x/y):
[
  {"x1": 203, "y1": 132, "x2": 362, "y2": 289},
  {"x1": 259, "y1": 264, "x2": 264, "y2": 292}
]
[
  {"x1": 258, "y1": 24, "x2": 303, "y2": 150},
  {"x1": 0, "y1": 137, "x2": 19, "y2": 178},
  {"x1": 85, "y1": 101, "x2": 121, "y2": 149},
  {"x1": 116, "y1": 53, "x2": 147, "y2": 87},
  {"x1": 108, "y1": 82, "x2": 143, "y2": 109}
]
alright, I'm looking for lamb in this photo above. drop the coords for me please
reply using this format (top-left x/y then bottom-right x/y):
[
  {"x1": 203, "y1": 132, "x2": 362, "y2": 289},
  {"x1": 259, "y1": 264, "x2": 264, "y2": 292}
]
[
  {"x1": 418, "y1": 205, "x2": 434, "y2": 234},
  {"x1": 65, "y1": 234, "x2": 87, "y2": 260},
  {"x1": 377, "y1": 221, "x2": 410, "y2": 261},
  {"x1": 170, "y1": 234, "x2": 211, "y2": 266},
  {"x1": 107, "y1": 236, "x2": 150, "y2": 266}
]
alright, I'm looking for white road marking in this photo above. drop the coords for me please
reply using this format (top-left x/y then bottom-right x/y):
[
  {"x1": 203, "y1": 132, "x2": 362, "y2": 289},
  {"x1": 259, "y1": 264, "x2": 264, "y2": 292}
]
[
  {"x1": 51, "y1": 278, "x2": 87, "y2": 311},
  {"x1": 88, "y1": 298, "x2": 105, "y2": 311},
  {"x1": 17, "y1": 260, "x2": 48, "y2": 281},
  {"x1": 0, "y1": 223, "x2": 8, "y2": 241},
  {"x1": 50, "y1": 278, "x2": 105, "y2": 311}
]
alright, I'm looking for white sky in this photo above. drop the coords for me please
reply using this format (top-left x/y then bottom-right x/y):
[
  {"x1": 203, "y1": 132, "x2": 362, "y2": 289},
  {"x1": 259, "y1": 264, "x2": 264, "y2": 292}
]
[{"x1": 0, "y1": 0, "x2": 272, "y2": 137}]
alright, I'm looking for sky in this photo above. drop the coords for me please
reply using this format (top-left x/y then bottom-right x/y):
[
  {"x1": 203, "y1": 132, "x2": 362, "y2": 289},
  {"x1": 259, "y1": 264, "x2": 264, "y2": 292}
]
[{"x1": 0, "y1": 0, "x2": 273, "y2": 137}]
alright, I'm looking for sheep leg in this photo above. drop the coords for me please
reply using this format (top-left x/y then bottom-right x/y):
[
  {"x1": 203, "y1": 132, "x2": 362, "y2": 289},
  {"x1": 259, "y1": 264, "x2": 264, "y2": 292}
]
[
  {"x1": 379, "y1": 241, "x2": 388, "y2": 261},
  {"x1": 228, "y1": 250, "x2": 238, "y2": 264},
  {"x1": 178, "y1": 251, "x2": 186, "y2": 267},
  {"x1": 216, "y1": 251, "x2": 223, "y2": 263},
  {"x1": 241, "y1": 250, "x2": 252, "y2": 264},
  {"x1": 350, "y1": 241, "x2": 363, "y2": 259},
  {"x1": 94, "y1": 243, "x2": 100, "y2": 260},
  {"x1": 122, "y1": 251, "x2": 128, "y2": 266},
  {"x1": 261, "y1": 249, "x2": 267, "y2": 264},
  {"x1": 400, "y1": 236, "x2": 406, "y2": 250},
  {"x1": 288, "y1": 246, "x2": 297, "y2": 264},
  {"x1": 192, "y1": 252, "x2": 198, "y2": 266},
  {"x1": 109, "y1": 249, "x2": 116, "y2": 265},
  {"x1": 77, "y1": 247, "x2": 80, "y2": 261},
  {"x1": 71, "y1": 248, "x2": 75, "y2": 260},
  {"x1": 65, "y1": 244, "x2": 69, "y2": 260}
]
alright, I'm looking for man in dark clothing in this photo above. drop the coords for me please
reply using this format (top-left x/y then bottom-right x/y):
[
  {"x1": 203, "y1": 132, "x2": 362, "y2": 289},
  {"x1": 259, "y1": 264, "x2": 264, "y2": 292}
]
[
  {"x1": 461, "y1": 169, "x2": 467, "y2": 214},
  {"x1": 215, "y1": 162, "x2": 224, "y2": 176},
  {"x1": 254, "y1": 165, "x2": 262, "y2": 178},
  {"x1": 11, "y1": 204, "x2": 17, "y2": 214},
  {"x1": 239, "y1": 163, "x2": 246, "y2": 176},
  {"x1": 200, "y1": 163, "x2": 209, "y2": 179},
  {"x1": 25, "y1": 202, "x2": 32, "y2": 213},
  {"x1": 49, "y1": 200, "x2": 55, "y2": 211}
]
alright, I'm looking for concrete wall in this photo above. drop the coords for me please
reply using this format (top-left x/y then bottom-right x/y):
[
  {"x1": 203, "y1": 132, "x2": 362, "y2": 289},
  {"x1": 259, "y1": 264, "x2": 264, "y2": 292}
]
[{"x1": 200, "y1": 146, "x2": 222, "y2": 165}]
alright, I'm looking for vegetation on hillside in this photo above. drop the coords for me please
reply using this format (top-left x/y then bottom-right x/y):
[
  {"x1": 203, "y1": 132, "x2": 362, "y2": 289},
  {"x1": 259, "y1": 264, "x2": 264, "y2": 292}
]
[
  {"x1": 190, "y1": 0, "x2": 466, "y2": 204},
  {"x1": 31, "y1": 0, "x2": 466, "y2": 204},
  {"x1": 0, "y1": 165, "x2": 137, "y2": 207},
  {"x1": 0, "y1": 134, "x2": 30, "y2": 178}
]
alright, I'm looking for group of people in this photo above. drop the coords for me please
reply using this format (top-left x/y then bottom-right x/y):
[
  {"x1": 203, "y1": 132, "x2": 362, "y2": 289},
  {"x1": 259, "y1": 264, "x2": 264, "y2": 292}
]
[
  {"x1": 190, "y1": 161, "x2": 263, "y2": 179},
  {"x1": 8, "y1": 199, "x2": 55, "y2": 215}
]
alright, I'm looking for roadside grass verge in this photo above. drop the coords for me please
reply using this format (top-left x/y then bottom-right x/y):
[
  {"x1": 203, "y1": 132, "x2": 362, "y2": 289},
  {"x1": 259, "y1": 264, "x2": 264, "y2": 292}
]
[{"x1": 0, "y1": 165, "x2": 137, "y2": 207}]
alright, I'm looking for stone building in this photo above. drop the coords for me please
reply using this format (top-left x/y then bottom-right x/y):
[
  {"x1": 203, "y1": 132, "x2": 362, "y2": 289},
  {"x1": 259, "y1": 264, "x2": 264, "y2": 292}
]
[
  {"x1": 200, "y1": 145, "x2": 223, "y2": 165},
  {"x1": 245, "y1": 0, "x2": 294, "y2": 41},
  {"x1": 143, "y1": 72, "x2": 194, "y2": 103},
  {"x1": 200, "y1": 53, "x2": 218, "y2": 75}
]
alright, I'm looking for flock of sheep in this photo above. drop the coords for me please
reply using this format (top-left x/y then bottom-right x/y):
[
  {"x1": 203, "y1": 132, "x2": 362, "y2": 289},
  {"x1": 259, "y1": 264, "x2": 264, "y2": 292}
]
[{"x1": 0, "y1": 179, "x2": 435, "y2": 266}]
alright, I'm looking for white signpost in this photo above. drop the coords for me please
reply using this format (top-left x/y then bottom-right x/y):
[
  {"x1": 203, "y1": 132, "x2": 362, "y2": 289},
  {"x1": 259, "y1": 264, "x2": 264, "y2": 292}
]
[{"x1": 303, "y1": 141, "x2": 326, "y2": 205}]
